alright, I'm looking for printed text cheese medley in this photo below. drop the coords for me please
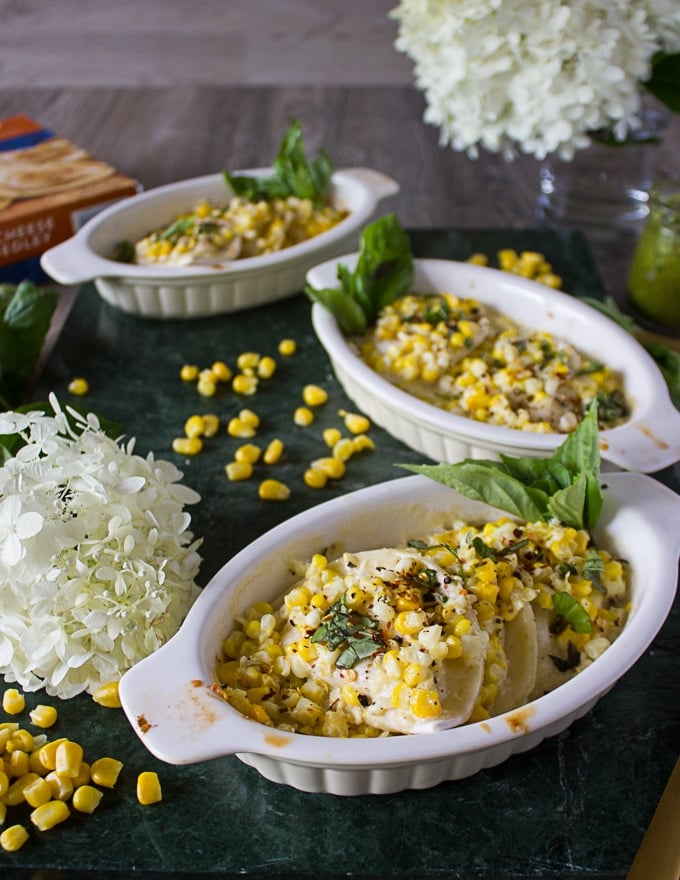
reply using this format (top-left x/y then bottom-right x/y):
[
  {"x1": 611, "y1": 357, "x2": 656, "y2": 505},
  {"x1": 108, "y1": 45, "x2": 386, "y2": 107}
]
[
  {"x1": 356, "y1": 293, "x2": 628, "y2": 433},
  {"x1": 133, "y1": 196, "x2": 347, "y2": 267},
  {"x1": 214, "y1": 518, "x2": 629, "y2": 737}
]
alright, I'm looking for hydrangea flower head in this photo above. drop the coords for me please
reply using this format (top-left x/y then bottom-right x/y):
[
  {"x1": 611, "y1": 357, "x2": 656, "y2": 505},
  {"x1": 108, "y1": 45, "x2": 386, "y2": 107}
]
[{"x1": 0, "y1": 395, "x2": 202, "y2": 698}]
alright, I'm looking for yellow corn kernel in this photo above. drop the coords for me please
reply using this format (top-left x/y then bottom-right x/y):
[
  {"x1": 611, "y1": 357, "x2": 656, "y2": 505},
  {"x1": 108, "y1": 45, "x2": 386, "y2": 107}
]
[
  {"x1": 2, "y1": 688, "x2": 25, "y2": 715},
  {"x1": 92, "y1": 681, "x2": 122, "y2": 709},
  {"x1": 322, "y1": 427, "x2": 342, "y2": 447},
  {"x1": 1, "y1": 824, "x2": 29, "y2": 852},
  {"x1": 445, "y1": 634, "x2": 463, "y2": 659},
  {"x1": 310, "y1": 593, "x2": 328, "y2": 611},
  {"x1": 311, "y1": 457, "x2": 345, "y2": 480},
  {"x1": 221, "y1": 630, "x2": 246, "y2": 659},
  {"x1": 390, "y1": 682, "x2": 410, "y2": 710},
  {"x1": 184, "y1": 414, "x2": 206, "y2": 438},
  {"x1": 136, "y1": 770, "x2": 163, "y2": 805},
  {"x1": 0, "y1": 769, "x2": 9, "y2": 796},
  {"x1": 196, "y1": 378, "x2": 217, "y2": 397},
  {"x1": 234, "y1": 443, "x2": 261, "y2": 464},
  {"x1": 236, "y1": 352, "x2": 260, "y2": 371},
  {"x1": 332, "y1": 438, "x2": 354, "y2": 462},
  {"x1": 344, "y1": 585, "x2": 366, "y2": 609},
  {"x1": 237, "y1": 408, "x2": 260, "y2": 429},
  {"x1": 302, "y1": 384, "x2": 328, "y2": 407},
  {"x1": 30, "y1": 799, "x2": 70, "y2": 831},
  {"x1": 29, "y1": 705, "x2": 58, "y2": 729},
  {"x1": 227, "y1": 417, "x2": 255, "y2": 439},
  {"x1": 68, "y1": 377, "x2": 89, "y2": 396},
  {"x1": 293, "y1": 406, "x2": 314, "y2": 426},
  {"x1": 44, "y1": 771, "x2": 73, "y2": 802},
  {"x1": 232, "y1": 374, "x2": 259, "y2": 396},
  {"x1": 3, "y1": 773, "x2": 40, "y2": 806},
  {"x1": 339, "y1": 410, "x2": 371, "y2": 434},
  {"x1": 9, "y1": 728, "x2": 33, "y2": 752},
  {"x1": 8, "y1": 749, "x2": 29, "y2": 778},
  {"x1": 180, "y1": 364, "x2": 199, "y2": 382},
  {"x1": 409, "y1": 688, "x2": 441, "y2": 719},
  {"x1": 303, "y1": 467, "x2": 327, "y2": 489},
  {"x1": 73, "y1": 785, "x2": 104, "y2": 814},
  {"x1": 285, "y1": 586, "x2": 311, "y2": 608},
  {"x1": 35, "y1": 738, "x2": 68, "y2": 772},
  {"x1": 244, "y1": 620, "x2": 260, "y2": 640},
  {"x1": 467, "y1": 252, "x2": 489, "y2": 266},
  {"x1": 172, "y1": 436, "x2": 203, "y2": 455},
  {"x1": 498, "y1": 248, "x2": 518, "y2": 270},
  {"x1": 225, "y1": 461, "x2": 253, "y2": 481},
  {"x1": 538, "y1": 272, "x2": 562, "y2": 289},
  {"x1": 394, "y1": 611, "x2": 423, "y2": 636},
  {"x1": 278, "y1": 338, "x2": 297, "y2": 356},
  {"x1": 341, "y1": 685, "x2": 361, "y2": 707},
  {"x1": 72, "y1": 761, "x2": 91, "y2": 788},
  {"x1": 396, "y1": 594, "x2": 421, "y2": 612},
  {"x1": 403, "y1": 663, "x2": 426, "y2": 687},
  {"x1": 23, "y1": 776, "x2": 52, "y2": 808},
  {"x1": 258, "y1": 479, "x2": 290, "y2": 501},
  {"x1": 263, "y1": 438, "x2": 284, "y2": 464},
  {"x1": 211, "y1": 360, "x2": 232, "y2": 382},
  {"x1": 202, "y1": 414, "x2": 220, "y2": 437},
  {"x1": 453, "y1": 617, "x2": 472, "y2": 637},
  {"x1": 352, "y1": 434, "x2": 375, "y2": 452},
  {"x1": 257, "y1": 356, "x2": 276, "y2": 379},
  {"x1": 90, "y1": 757, "x2": 123, "y2": 789}
]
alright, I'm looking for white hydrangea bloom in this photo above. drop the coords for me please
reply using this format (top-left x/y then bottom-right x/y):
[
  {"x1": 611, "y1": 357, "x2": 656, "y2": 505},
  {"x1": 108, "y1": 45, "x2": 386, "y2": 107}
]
[
  {"x1": 0, "y1": 395, "x2": 202, "y2": 698},
  {"x1": 391, "y1": 0, "x2": 670, "y2": 159}
]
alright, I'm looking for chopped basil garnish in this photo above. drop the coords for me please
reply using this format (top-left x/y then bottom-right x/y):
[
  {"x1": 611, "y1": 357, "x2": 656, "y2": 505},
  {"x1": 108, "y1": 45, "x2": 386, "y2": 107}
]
[
  {"x1": 311, "y1": 593, "x2": 384, "y2": 669},
  {"x1": 549, "y1": 641, "x2": 582, "y2": 672},
  {"x1": 550, "y1": 591, "x2": 592, "y2": 634}
]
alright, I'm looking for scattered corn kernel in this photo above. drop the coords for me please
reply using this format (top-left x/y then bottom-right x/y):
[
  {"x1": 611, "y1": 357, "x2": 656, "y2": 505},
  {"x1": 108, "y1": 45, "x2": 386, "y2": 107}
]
[
  {"x1": 72, "y1": 785, "x2": 104, "y2": 814},
  {"x1": 322, "y1": 427, "x2": 342, "y2": 447},
  {"x1": 227, "y1": 417, "x2": 256, "y2": 438},
  {"x1": 234, "y1": 443, "x2": 261, "y2": 464},
  {"x1": 2, "y1": 689, "x2": 25, "y2": 715},
  {"x1": 302, "y1": 384, "x2": 328, "y2": 407},
  {"x1": 202, "y1": 414, "x2": 220, "y2": 437},
  {"x1": 30, "y1": 800, "x2": 70, "y2": 831},
  {"x1": 92, "y1": 681, "x2": 122, "y2": 709},
  {"x1": 172, "y1": 436, "x2": 203, "y2": 455},
  {"x1": 237, "y1": 352, "x2": 260, "y2": 371},
  {"x1": 179, "y1": 364, "x2": 199, "y2": 382},
  {"x1": 278, "y1": 338, "x2": 296, "y2": 356},
  {"x1": 293, "y1": 406, "x2": 314, "y2": 426},
  {"x1": 303, "y1": 467, "x2": 327, "y2": 489},
  {"x1": 258, "y1": 479, "x2": 291, "y2": 501},
  {"x1": 137, "y1": 771, "x2": 162, "y2": 805},
  {"x1": 196, "y1": 378, "x2": 217, "y2": 397},
  {"x1": 263, "y1": 438, "x2": 284, "y2": 464},
  {"x1": 210, "y1": 360, "x2": 232, "y2": 382},
  {"x1": 332, "y1": 438, "x2": 354, "y2": 462},
  {"x1": 29, "y1": 705, "x2": 58, "y2": 729},
  {"x1": 339, "y1": 410, "x2": 371, "y2": 434},
  {"x1": 232, "y1": 374, "x2": 259, "y2": 396},
  {"x1": 257, "y1": 356, "x2": 277, "y2": 379},
  {"x1": 23, "y1": 777, "x2": 52, "y2": 808},
  {"x1": 90, "y1": 757, "x2": 123, "y2": 789},
  {"x1": 311, "y1": 457, "x2": 345, "y2": 480},
  {"x1": 1, "y1": 824, "x2": 29, "y2": 852},
  {"x1": 67, "y1": 377, "x2": 89, "y2": 396},
  {"x1": 225, "y1": 461, "x2": 253, "y2": 481},
  {"x1": 184, "y1": 414, "x2": 206, "y2": 438}
]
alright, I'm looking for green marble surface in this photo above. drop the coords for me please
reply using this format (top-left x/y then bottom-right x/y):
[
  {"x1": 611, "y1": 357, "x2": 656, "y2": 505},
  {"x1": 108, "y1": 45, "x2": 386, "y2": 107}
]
[{"x1": 2, "y1": 229, "x2": 678, "y2": 880}]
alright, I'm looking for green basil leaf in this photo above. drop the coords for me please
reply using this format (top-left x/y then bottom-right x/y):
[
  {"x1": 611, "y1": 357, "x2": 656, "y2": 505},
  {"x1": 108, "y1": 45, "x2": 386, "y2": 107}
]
[
  {"x1": 398, "y1": 460, "x2": 549, "y2": 522},
  {"x1": 305, "y1": 214, "x2": 414, "y2": 333},
  {"x1": 552, "y1": 591, "x2": 592, "y2": 633},
  {"x1": 546, "y1": 472, "x2": 588, "y2": 529},
  {"x1": 499, "y1": 454, "x2": 573, "y2": 494},
  {"x1": 551, "y1": 400, "x2": 601, "y2": 480}
]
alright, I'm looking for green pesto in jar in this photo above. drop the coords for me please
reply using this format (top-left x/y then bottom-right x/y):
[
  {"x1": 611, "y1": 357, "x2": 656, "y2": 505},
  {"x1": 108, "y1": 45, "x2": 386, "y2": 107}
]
[{"x1": 628, "y1": 184, "x2": 680, "y2": 328}]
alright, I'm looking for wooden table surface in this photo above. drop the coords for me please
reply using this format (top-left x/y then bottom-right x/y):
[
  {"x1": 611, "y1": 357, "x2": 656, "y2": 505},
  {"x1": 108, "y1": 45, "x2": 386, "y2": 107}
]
[{"x1": 1, "y1": 85, "x2": 680, "y2": 880}]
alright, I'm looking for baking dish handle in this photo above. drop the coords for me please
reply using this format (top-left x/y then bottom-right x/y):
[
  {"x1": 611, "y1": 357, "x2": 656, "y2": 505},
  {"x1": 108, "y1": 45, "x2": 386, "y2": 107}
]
[
  {"x1": 604, "y1": 397, "x2": 680, "y2": 473},
  {"x1": 338, "y1": 167, "x2": 400, "y2": 201},
  {"x1": 40, "y1": 235, "x2": 127, "y2": 285}
]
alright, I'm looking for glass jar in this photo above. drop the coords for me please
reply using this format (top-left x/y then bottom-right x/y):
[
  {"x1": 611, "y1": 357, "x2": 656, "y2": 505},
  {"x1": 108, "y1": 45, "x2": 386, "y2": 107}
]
[{"x1": 628, "y1": 180, "x2": 680, "y2": 331}]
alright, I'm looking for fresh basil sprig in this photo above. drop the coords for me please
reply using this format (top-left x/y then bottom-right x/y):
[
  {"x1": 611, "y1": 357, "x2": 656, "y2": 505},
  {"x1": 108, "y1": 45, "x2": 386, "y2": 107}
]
[
  {"x1": 399, "y1": 400, "x2": 602, "y2": 531},
  {"x1": 224, "y1": 119, "x2": 334, "y2": 207},
  {"x1": 0, "y1": 281, "x2": 58, "y2": 412},
  {"x1": 305, "y1": 213, "x2": 415, "y2": 335}
]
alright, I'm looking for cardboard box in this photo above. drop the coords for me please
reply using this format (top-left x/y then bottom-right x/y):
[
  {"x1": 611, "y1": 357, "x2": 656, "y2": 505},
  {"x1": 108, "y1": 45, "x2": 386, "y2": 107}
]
[{"x1": 0, "y1": 114, "x2": 139, "y2": 284}]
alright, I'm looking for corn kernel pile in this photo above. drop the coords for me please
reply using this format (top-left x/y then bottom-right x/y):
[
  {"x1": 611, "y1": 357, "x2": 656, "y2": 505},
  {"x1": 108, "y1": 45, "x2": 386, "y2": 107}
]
[
  {"x1": 0, "y1": 686, "x2": 161, "y2": 852},
  {"x1": 133, "y1": 196, "x2": 348, "y2": 267},
  {"x1": 173, "y1": 340, "x2": 375, "y2": 500},
  {"x1": 214, "y1": 518, "x2": 629, "y2": 737},
  {"x1": 358, "y1": 291, "x2": 628, "y2": 433}
]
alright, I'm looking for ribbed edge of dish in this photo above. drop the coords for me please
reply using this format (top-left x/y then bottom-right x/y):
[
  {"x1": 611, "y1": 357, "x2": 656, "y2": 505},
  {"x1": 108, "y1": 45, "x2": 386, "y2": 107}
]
[
  {"x1": 93, "y1": 233, "x2": 358, "y2": 318},
  {"x1": 235, "y1": 697, "x2": 598, "y2": 795}
]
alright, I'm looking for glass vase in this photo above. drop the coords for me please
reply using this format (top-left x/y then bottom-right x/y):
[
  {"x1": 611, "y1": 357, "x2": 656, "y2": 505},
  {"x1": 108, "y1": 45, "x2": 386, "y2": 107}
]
[
  {"x1": 627, "y1": 180, "x2": 680, "y2": 333},
  {"x1": 536, "y1": 103, "x2": 670, "y2": 240}
]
